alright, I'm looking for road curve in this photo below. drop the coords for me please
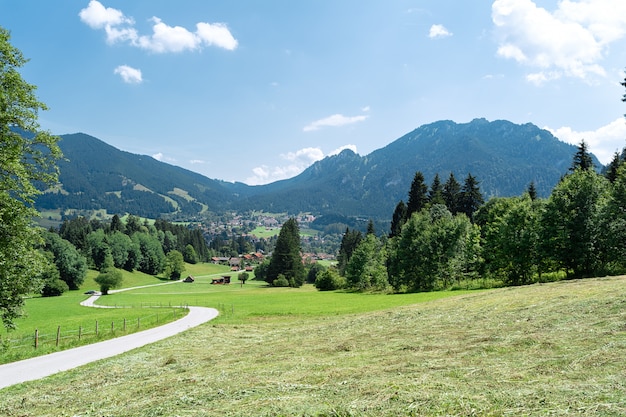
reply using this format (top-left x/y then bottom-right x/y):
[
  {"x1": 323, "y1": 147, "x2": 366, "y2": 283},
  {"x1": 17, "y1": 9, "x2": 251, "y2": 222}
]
[{"x1": 0, "y1": 301, "x2": 218, "y2": 390}]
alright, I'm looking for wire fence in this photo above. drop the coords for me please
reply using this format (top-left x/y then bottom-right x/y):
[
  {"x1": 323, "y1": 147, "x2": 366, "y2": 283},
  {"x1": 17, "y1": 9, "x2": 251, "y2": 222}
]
[
  {"x1": 0, "y1": 308, "x2": 183, "y2": 354},
  {"x1": 0, "y1": 301, "x2": 234, "y2": 363}
]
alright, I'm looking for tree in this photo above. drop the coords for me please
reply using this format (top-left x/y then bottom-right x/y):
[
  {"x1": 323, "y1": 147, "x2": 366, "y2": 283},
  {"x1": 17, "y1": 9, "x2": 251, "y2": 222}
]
[
  {"x1": 266, "y1": 218, "x2": 304, "y2": 287},
  {"x1": 406, "y1": 171, "x2": 429, "y2": 218},
  {"x1": 570, "y1": 140, "x2": 594, "y2": 172},
  {"x1": 540, "y1": 168, "x2": 608, "y2": 278},
  {"x1": 389, "y1": 200, "x2": 407, "y2": 238},
  {"x1": 133, "y1": 232, "x2": 165, "y2": 275},
  {"x1": 94, "y1": 267, "x2": 123, "y2": 295},
  {"x1": 366, "y1": 219, "x2": 376, "y2": 236},
  {"x1": 106, "y1": 231, "x2": 133, "y2": 269},
  {"x1": 39, "y1": 258, "x2": 68, "y2": 297},
  {"x1": 110, "y1": 214, "x2": 126, "y2": 234},
  {"x1": 0, "y1": 27, "x2": 62, "y2": 328},
  {"x1": 336, "y1": 227, "x2": 362, "y2": 275},
  {"x1": 345, "y1": 234, "x2": 389, "y2": 291},
  {"x1": 429, "y1": 173, "x2": 445, "y2": 205},
  {"x1": 314, "y1": 269, "x2": 346, "y2": 291},
  {"x1": 238, "y1": 271, "x2": 249, "y2": 285},
  {"x1": 458, "y1": 173, "x2": 484, "y2": 221},
  {"x1": 42, "y1": 231, "x2": 87, "y2": 290},
  {"x1": 306, "y1": 262, "x2": 326, "y2": 284},
  {"x1": 527, "y1": 181, "x2": 538, "y2": 201},
  {"x1": 253, "y1": 259, "x2": 269, "y2": 281},
  {"x1": 479, "y1": 196, "x2": 542, "y2": 285},
  {"x1": 600, "y1": 164, "x2": 626, "y2": 273},
  {"x1": 443, "y1": 172, "x2": 461, "y2": 214},
  {"x1": 388, "y1": 205, "x2": 478, "y2": 292},
  {"x1": 183, "y1": 244, "x2": 198, "y2": 264},
  {"x1": 164, "y1": 250, "x2": 185, "y2": 280},
  {"x1": 605, "y1": 151, "x2": 623, "y2": 183}
]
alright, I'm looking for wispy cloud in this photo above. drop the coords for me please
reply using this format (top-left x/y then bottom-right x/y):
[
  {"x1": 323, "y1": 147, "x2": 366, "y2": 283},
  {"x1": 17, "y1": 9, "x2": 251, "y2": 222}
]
[
  {"x1": 114, "y1": 65, "x2": 142, "y2": 84},
  {"x1": 303, "y1": 113, "x2": 369, "y2": 132},
  {"x1": 428, "y1": 24, "x2": 452, "y2": 39},
  {"x1": 246, "y1": 145, "x2": 359, "y2": 185},
  {"x1": 79, "y1": 0, "x2": 238, "y2": 53},
  {"x1": 492, "y1": 0, "x2": 626, "y2": 84},
  {"x1": 546, "y1": 117, "x2": 626, "y2": 164}
]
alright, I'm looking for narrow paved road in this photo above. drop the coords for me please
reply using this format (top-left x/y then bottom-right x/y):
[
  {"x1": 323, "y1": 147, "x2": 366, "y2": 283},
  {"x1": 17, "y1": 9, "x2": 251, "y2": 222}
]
[{"x1": 0, "y1": 288, "x2": 219, "y2": 390}]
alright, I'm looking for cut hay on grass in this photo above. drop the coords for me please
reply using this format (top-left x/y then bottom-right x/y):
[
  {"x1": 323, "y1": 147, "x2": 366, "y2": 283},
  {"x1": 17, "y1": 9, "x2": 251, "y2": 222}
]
[{"x1": 1, "y1": 276, "x2": 625, "y2": 416}]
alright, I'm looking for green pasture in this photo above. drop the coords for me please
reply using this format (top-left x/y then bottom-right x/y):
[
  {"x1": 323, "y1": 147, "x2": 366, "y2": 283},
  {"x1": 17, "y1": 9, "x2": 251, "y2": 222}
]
[{"x1": 0, "y1": 263, "x2": 232, "y2": 363}]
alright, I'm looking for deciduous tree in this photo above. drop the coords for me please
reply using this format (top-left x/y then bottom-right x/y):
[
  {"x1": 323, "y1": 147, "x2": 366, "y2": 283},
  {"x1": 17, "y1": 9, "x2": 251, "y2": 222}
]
[{"x1": 0, "y1": 27, "x2": 62, "y2": 328}]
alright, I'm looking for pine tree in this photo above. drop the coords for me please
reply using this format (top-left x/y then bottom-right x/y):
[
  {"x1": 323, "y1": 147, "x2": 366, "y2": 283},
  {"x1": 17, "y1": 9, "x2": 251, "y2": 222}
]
[
  {"x1": 570, "y1": 140, "x2": 594, "y2": 172},
  {"x1": 337, "y1": 227, "x2": 363, "y2": 275},
  {"x1": 406, "y1": 171, "x2": 429, "y2": 218},
  {"x1": 458, "y1": 173, "x2": 484, "y2": 221},
  {"x1": 605, "y1": 151, "x2": 623, "y2": 183},
  {"x1": 443, "y1": 172, "x2": 461, "y2": 214},
  {"x1": 389, "y1": 200, "x2": 407, "y2": 238},
  {"x1": 527, "y1": 181, "x2": 538, "y2": 200},
  {"x1": 267, "y1": 218, "x2": 304, "y2": 287},
  {"x1": 429, "y1": 173, "x2": 445, "y2": 205}
]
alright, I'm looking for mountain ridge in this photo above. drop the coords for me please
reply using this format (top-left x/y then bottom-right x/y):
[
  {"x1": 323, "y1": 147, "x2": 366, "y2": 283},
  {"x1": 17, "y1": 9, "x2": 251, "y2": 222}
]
[{"x1": 35, "y1": 119, "x2": 599, "y2": 220}]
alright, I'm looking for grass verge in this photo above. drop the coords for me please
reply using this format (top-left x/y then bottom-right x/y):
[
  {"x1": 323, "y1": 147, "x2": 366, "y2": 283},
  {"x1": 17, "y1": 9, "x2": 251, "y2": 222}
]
[{"x1": 1, "y1": 276, "x2": 625, "y2": 415}]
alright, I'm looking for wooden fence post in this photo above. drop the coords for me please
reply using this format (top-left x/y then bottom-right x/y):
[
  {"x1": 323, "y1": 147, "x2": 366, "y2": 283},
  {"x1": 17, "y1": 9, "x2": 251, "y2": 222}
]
[
  {"x1": 79, "y1": 326, "x2": 82, "y2": 340},
  {"x1": 34, "y1": 329, "x2": 39, "y2": 349},
  {"x1": 95, "y1": 320, "x2": 99, "y2": 336},
  {"x1": 56, "y1": 326, "x2": 61, "y2": 346}
]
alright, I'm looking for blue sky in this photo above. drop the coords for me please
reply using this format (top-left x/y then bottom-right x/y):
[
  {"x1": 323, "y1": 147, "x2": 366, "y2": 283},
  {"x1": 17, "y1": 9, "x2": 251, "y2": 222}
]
[{"x1": 2, "y1": 0, "x2": 626, "y2": 185}]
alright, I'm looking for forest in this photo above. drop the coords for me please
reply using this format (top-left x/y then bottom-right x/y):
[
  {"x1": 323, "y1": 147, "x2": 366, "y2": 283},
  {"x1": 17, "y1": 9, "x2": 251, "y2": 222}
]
[{"x1": 301, "y1": 141, "x2": 626, "y2": 293}]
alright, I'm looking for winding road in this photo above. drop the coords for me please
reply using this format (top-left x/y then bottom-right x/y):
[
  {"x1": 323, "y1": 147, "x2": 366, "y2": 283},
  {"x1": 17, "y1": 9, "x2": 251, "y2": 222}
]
[{"x1": 0, "y1": 283, "x2": 219, "y2": 390}]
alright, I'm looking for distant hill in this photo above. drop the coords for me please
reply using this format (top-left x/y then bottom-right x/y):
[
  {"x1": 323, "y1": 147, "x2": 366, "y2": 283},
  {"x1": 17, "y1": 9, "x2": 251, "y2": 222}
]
[
  {"x1": 235, "y1": 119, "x2": 599, "y2": 218},
  {"x1": 36, "y1": 133, "x2": 244, "y2": 219},
  {"x1": 35, "y1": 119, "x2": 599, "y2": 220}
]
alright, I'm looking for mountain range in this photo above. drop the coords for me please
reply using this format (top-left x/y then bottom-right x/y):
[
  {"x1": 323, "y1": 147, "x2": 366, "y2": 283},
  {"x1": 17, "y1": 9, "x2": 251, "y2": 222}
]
[{"x1": 35, "y1": 118, "x2": 598, "y2": 220}]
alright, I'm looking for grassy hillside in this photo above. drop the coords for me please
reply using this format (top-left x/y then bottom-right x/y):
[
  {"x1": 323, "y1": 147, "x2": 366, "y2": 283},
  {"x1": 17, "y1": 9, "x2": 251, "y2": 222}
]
[{"x1": 1, "y1": 276, "x2": 625, "y2": 415}]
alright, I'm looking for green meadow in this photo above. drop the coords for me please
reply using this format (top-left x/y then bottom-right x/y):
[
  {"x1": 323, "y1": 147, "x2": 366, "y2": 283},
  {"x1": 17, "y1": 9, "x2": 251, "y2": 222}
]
[{"x1": 1, "y1": 266, "x2": 625, "y2": 416}]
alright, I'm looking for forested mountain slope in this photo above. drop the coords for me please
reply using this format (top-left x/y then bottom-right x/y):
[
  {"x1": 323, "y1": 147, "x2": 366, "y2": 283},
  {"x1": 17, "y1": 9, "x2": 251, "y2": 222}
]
[{"x1": 35, "y1": 119, "x2": 599, "y2": 220}]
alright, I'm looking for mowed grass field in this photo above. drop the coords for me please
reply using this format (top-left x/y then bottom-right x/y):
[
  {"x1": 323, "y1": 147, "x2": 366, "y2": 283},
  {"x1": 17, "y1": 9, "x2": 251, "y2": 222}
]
[{"x1": 1, "y1": 273, "x2": 625, "y2": 416}]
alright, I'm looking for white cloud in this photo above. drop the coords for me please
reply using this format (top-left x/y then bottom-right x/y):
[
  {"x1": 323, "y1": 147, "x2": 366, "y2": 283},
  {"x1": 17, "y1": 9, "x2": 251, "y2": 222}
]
[
  {"x1": 281, "y1": 147, "x2": 325, "y2": 163},
  {"x1": 492, "y1": 0, "x2": 626, "y2": 83},
  {"x1": 546, "y1": 117, "x2": 626, "y2": 164},
  {"x1": 303, "y1": 113, "x2": 369, "y2": 132},
  {"x1": 80, "y1": 1, "x2": 238, "y2": 53},
  {"x1": 114, "y1": 65, "x2": 143, "y2": 84},
  {"x1": 329, "y1": 144, "x2": 358, "y2": 156},
  {"x1": 152, "y1": 152, "x2": 163, "y2": 161},
  {"x1": 429, "y1": 24, "x2": 453, "y2": 39},
  {"x1": 189, "y1": 159, "x2": 205, "y2": 164},
  {"x1": 246, "y1": 144, "x2": 359, "y2": 185},
  {"x1": 79, "y1": 0, "x2": 133, "y2": 29}
]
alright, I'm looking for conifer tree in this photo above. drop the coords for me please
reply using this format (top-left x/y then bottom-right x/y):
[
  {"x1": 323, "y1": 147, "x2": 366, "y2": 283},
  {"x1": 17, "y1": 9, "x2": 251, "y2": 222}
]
[
  {"x1": 458, "y1": 173, "x2": 484, "y2": 221},
  {"x1": 605, "y1": 151, "x2": 623, "y2": 183},
  {"x1": 406, "y1": 171, "x2": 429, "y2": 218},
  {"x1": 570, "y1": 140, "x2": 594, "y2": 172},
  {"x1": 389, "y1": 200, "x2": 407, "y2": 238},
  {"x1": 527, "y1": 181, "x2": 538, "y2": 200},
  {"x1": 443, "y1": 172, "x2": 461, "y2": 214},
  {"x1": 267, "y1": 218, "x2": 304, "y2": 287},
  {"x1": 429, "y1": 173, "x2": 445, "y2": 205}
]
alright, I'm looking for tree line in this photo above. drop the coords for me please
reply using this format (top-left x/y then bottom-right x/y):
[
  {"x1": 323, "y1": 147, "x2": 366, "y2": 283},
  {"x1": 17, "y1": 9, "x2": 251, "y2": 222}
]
[
  {"x1": 310, "y1": 141, "x2": 626, "y2": 292},
  {"x1": 37, "y1": 215, "x2": 210, "y2": 296}
]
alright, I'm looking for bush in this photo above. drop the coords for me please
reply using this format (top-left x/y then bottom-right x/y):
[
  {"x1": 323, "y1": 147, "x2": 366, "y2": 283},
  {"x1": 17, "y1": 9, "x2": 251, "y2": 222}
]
[
  {"x1": 273, "y1": 274, "x2": 290, "y2": 287},
  {"x1": 315, "y1": 269, "x2": 346, "y2": 291},
  {"x1": 41, "y1": 278, "x2": 69, "y2": 297}
]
